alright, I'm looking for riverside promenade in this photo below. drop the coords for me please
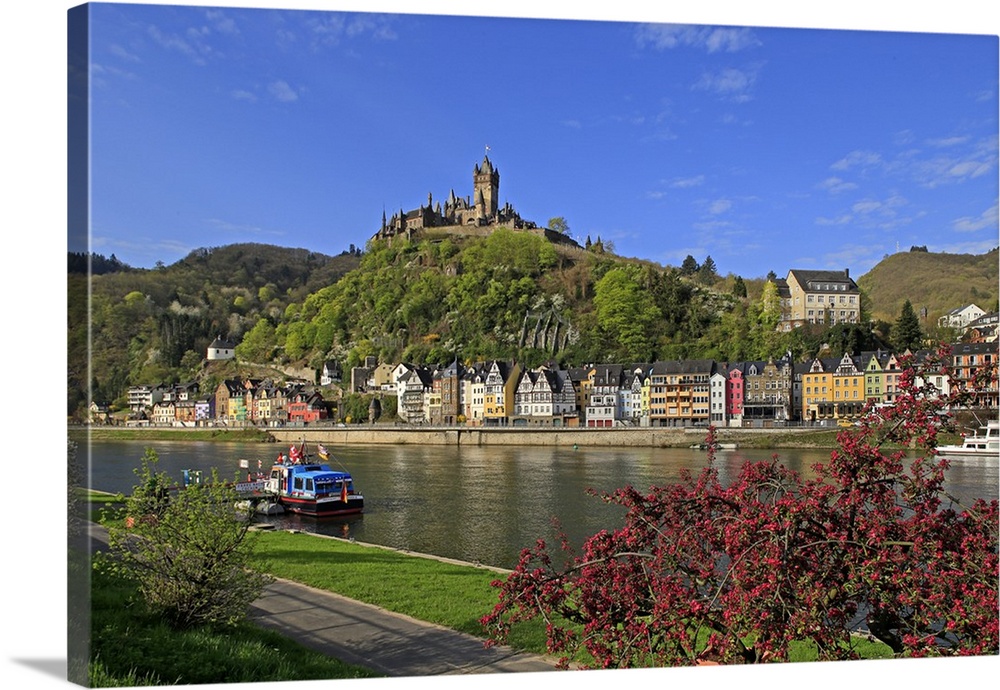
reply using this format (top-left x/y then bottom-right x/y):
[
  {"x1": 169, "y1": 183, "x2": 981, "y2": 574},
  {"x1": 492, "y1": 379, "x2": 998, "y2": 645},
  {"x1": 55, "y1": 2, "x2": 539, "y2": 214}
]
[
  {"x1": 86, "y1": 523, "x2": 559, "y2": 677},
  {"x1": 267, "y1": 424, "x2": 823, "y2": 448}
]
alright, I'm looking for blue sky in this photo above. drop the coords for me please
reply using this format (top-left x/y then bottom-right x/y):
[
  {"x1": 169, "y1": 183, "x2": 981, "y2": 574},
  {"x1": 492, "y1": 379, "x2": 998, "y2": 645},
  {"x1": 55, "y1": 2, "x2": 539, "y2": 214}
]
[{"x1": 81, "y1": 2, "x2": 999, "y2": 280}]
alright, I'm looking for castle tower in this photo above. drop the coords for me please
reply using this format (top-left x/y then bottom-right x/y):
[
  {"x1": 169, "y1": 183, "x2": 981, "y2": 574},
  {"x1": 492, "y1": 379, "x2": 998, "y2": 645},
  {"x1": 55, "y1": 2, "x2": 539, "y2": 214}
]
[{"x1": 473, "y1": 155, "x2": 500, "y2": 221}]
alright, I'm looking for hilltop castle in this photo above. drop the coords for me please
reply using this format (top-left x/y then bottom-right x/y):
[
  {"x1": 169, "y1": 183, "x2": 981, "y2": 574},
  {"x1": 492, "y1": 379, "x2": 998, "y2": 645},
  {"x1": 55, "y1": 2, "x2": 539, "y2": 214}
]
[{"x1": 372, "y1": 154, "x2": 541, "y2": 243}]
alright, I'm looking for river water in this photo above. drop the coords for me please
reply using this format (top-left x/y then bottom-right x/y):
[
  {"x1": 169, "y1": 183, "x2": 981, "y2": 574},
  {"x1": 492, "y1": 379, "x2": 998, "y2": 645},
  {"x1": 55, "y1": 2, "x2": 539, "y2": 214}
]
[{"x1": 86, "y1": 440, "x2": 999, "y2": 570}]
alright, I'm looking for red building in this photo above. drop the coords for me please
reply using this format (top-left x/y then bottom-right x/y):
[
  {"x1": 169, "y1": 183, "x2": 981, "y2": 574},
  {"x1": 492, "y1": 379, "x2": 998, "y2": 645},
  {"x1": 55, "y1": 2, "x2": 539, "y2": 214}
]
[{"x1": 288, "y1": 391, "x2": 329, "y2": 424}]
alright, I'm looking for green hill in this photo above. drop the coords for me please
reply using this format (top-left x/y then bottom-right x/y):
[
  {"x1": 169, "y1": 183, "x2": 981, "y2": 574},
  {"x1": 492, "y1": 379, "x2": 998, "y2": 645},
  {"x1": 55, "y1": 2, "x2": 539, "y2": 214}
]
[
  {"x1": 857, "y1": 247, "x2": 999, "y2": 324},
  {"x1": 72, "y1": 235, "x2": 999, "y2": 421},
  {"x1": 70, "y1": 243, "x2": 361, "y2": 416}
]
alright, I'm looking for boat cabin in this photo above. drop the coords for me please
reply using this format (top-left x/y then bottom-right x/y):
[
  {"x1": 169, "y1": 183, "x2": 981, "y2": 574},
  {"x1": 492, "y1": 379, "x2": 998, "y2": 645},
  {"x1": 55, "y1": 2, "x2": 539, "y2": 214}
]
[{"x1": 267, "y1": 462, "x2": 355, "y2": 499}]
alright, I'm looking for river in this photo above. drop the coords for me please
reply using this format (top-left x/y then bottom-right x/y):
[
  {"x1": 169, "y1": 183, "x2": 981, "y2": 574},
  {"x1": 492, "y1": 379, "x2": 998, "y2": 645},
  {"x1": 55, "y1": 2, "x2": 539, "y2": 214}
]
[{"x1": 86, "y1": 440, "x2": 999, "y2": 570}]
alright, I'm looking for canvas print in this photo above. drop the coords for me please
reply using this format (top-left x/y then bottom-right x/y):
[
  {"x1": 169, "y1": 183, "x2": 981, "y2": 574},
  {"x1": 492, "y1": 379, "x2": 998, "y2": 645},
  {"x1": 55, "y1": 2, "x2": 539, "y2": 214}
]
[{"x1": 65, "y1": 2, "x2": 998, "y2": 688}]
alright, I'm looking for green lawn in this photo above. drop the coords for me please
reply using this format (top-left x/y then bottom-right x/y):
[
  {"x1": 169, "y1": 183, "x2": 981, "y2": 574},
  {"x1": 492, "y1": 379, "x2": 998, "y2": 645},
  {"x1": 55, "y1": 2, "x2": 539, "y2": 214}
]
[{"x1": 251, "y1": 529, "x2": 551, "y2": 652}]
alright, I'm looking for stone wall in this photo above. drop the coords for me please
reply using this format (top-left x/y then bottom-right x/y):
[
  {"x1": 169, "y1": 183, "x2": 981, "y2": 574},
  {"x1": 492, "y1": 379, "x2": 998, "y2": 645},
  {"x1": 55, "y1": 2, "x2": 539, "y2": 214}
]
[{"x1": 273, "y1": 426, "x2": 695, "y2": 448}]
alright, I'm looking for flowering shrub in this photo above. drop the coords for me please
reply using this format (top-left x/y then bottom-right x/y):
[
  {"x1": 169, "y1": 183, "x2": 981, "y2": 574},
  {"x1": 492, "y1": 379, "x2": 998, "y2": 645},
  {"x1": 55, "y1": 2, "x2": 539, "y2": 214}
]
[{"x1": 480, "y1": 345, "x2": 998, "y2": 667}]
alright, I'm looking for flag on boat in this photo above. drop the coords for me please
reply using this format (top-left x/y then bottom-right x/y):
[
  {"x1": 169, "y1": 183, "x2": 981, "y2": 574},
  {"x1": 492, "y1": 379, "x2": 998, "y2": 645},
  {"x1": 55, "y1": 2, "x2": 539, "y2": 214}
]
[
  {"x1": 317, "y1": 444, "x2": 329, "y2": 460},
  {"x1": 289, "y1": 444, "x2": 301, "y2": 463},
  {"x1": 341, "y1": 480, "x2": 349, "y2": 503}
]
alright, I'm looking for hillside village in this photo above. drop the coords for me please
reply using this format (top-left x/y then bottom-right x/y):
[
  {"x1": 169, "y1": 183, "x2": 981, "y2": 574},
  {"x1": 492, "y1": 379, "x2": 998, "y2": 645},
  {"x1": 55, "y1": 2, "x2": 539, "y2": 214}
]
[{"x1": 97, "y1": 282, "x2": 998, "y2": 429}]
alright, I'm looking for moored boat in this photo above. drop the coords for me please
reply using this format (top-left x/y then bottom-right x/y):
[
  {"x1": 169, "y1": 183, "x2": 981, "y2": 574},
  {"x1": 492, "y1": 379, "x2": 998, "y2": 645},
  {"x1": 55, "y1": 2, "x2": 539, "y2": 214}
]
[
  {"x1": 936, "y1": 419, "x2": 1000, "y2": 460},
  {"x1": 261, "y1": 442, "x2": 364, "y2": 517}
]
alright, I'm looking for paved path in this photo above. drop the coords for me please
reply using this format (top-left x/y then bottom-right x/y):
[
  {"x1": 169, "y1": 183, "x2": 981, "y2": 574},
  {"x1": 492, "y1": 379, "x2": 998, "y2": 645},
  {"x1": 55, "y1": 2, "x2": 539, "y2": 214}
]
[{"x1": 86, "y1": 523, "x2": 559, "y2": 677}]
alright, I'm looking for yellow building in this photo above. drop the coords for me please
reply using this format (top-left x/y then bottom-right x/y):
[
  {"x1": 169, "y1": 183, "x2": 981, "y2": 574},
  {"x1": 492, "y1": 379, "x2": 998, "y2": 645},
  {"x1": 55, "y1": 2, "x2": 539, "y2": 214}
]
[
  {"x1": 777, "y1": 269, "x2": 861, "y2": 331},
  {"x1": 483, "y1": 360, "x2": 522, "y2": 425},
  {"x1": 801, "y1": 357, "x2": 835, "y2": 423},
  {"x1": 832, "y1": 353, "x2": 864, "y2": 419}
]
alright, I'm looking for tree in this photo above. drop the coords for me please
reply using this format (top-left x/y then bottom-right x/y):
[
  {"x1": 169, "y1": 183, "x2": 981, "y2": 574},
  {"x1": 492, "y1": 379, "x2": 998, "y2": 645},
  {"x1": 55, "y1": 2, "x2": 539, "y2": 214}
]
[
  {"x1": 593, "y1": 267, "x2": 662, "y2": 362},
  {"x1": 732, "y1": 275, "x2": 747, "y2": 298},
  {"x1": 99, "y1": 449, "x2": 273, "y2": 630},
  {"x1": 680, "y1": 255, "x2": 700, "y2": 276},
  {"x1": 236, "y1": 318, "x2": 277, "y2": 362},
  {"x1": 481, "y1": 348, "x2": 998, "y2": 667},
  {"x1": 548, "y1": 216, "x2": 569, "y2": 234},
  {"x1": 748, "y1": 279, "x2": 785, "y2": 360},
  {"x1": 697, "y1": 255, "x2": 718, "y2": 285},
  {"x1": 892, "y1": 299, "x2": 922, "y2": 352}
]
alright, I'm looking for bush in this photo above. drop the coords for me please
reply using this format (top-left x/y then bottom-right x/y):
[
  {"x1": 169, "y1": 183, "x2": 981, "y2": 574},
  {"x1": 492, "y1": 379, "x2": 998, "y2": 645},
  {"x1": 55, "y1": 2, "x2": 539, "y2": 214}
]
[{"x1": 99, "y1": 449, "x2": 273, "y2": 629}]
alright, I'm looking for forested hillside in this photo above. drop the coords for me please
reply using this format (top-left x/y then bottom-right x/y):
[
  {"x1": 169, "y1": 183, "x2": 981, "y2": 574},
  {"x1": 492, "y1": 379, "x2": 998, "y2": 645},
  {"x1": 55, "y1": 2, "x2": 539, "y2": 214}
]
[
  {"x1": 857, "y1": 247, "x2": 999, "y2": 323},
  {"x1": 70, "y1": 234, "x2": 997, "y2": 420},
  {"x1": 68, "y1": 243, "x2": 361, "y2": 416}
]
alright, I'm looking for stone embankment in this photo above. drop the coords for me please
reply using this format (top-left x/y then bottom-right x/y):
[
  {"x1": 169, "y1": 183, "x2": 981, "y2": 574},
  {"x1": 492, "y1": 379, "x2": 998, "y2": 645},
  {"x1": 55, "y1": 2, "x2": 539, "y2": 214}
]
[{"x1": 268, "y1": 425, "x2": 822, "y2": 448}]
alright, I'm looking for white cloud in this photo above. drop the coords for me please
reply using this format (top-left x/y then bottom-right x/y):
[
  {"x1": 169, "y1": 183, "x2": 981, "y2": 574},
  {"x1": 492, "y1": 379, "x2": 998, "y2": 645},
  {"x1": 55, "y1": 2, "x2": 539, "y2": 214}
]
[
  {"x1": 231, "y1": 89, "x2": 257, "y2": 102},
  {"x1": 952, "y1": 201, "x2": 999, "y2": 233},
  {"x1": 204, "y1": 9, "x2": 240, "y2": 36},
  {"x1": 109, "y1": 43, "x2": 141, "y2": 63},
  {"x1": 830, "y1": 150, "x2": 883, "y2": 171},
  {"x1": 305, "y1": 12, "x2": 398, "y2": 49},
  {"x1": 708, "y1": 198, "x2": 732, "y2": 215},
  {"x1": 268, "y1": 80, "x2": 299, "y2": 102},
  {"x1": 849, "y1": 195, "x2": 909, "y2": 227},
  {"x1": 815, "y1": 214, "x2": 853, "y2": 226},
  {"x1": 947, "y1": 159, "x2": 994, "y2": 179},
  {"x1": 817, "y1": 177, "x2": 858, "y2": 194},
  {"x1": 694, "y1": 66, "x2": 758, "y2": 103},
  {"x1": 912, "y1": 138, "x2": 998, "y2": 188},
  {"x1": 669, "y1": 175, "x2": 705, "y2": 189},
  {"x1": 635, "y1": 24, "x2": 759, "y2": 53},
  {"x1": 852, "y1": 199, "x2": 883, "y2": 215},
  {"x1": 821, "y1": 243, "x2": 885, "y2": 272},
  {"x1": 927, "y1": 136, "x2": 970, "y2": 148},
  {"x1": 147, "y1": 23, "x2": 216, "y2": 65},
  {"x1": 935, "y1": 238, "x2": 1000, "y2": 255}
]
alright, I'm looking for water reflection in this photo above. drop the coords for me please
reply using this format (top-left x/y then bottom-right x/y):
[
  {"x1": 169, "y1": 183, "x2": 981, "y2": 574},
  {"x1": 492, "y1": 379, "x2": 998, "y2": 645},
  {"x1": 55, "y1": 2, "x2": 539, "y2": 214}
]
[{"x1": 88, "y1": 440, "x2": 997, "y2": 570}]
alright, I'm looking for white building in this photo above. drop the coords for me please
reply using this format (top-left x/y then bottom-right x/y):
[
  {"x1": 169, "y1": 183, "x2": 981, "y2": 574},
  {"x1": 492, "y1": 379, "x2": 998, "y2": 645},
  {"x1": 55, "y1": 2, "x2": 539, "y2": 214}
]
[
  {"x1": 206, "y1": 335, "x2": 236, "y2": 361},
  {"x1": 938, "y1": 304, "x2": 986, "y2": 331}
]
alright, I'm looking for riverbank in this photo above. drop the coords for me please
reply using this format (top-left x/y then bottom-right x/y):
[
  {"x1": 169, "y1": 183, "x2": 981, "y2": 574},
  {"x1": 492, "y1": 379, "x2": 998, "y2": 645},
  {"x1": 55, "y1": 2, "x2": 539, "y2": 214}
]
[
  {"x1": 70, "y1": 426, "x2": 274, "y2": 443},
  {"x1": 75, "y1": 424, "x2": 858, "y2": 449}
]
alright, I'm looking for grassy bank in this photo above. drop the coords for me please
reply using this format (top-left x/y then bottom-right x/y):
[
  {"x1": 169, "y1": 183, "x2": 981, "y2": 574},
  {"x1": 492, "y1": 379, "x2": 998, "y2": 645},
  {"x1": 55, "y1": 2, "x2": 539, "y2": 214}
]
[
  {"x1": 72, "y1": 426, "x2": 274, "y2": 443},
  {"x1": 251, "y1": 529, "x2": 549, "y2": 652}
]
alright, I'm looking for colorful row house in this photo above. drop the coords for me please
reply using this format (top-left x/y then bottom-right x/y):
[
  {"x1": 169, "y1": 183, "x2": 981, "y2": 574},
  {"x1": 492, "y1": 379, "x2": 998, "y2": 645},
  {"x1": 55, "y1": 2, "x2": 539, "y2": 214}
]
[{"x1": 126, "y1": 342, "x2": 996, "y2": 428}]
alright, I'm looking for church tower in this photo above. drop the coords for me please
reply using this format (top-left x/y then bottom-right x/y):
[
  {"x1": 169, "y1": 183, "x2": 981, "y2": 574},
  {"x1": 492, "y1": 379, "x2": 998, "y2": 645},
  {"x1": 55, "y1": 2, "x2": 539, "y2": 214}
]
[{"x1": 473, "y1": 155, "x2": 500, "y2": 222}]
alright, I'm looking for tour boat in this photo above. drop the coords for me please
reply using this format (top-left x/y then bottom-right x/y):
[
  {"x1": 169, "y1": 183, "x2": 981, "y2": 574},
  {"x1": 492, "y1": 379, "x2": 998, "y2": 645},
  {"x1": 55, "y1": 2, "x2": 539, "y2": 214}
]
[
  {"x1": 232, "y1": 443, "x2": 364, "y2": 517},
  {"x1": 936, "y1": 420, "x2": 1000, "y2": 460},
  {"x1": 262, "y1": 460, "x2": 364, "y2": 517}
]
